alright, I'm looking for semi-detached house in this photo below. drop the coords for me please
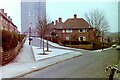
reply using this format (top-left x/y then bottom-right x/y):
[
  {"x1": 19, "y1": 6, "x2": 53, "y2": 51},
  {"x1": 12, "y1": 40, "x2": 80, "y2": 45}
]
[{"x1": 51, "y1": 14, "x2": 97, "y2": 42}]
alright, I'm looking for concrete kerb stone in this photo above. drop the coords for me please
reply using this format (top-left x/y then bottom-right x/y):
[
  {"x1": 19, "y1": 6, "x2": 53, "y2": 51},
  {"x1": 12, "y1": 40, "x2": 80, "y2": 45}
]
[{"x1": 32, "y1": 50, "x2": 72, "y2": 61}]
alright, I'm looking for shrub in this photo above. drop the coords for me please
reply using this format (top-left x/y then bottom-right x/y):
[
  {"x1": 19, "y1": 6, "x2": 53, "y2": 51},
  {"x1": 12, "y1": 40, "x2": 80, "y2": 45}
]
[
  {"x1": 2, "y1": 30, "x2": 12, "y2": 43},
  {"x1": 10, "y1": 32, "x2": 18, "y2": 49},
  {"x1": 2, "y1": 42, "x2": 11, "y2": 51},
  {"x1": 18, "y1": 34, "x2": 23, "y2": 42},
  {"x1": 2, "y1": 30, "x2": 19, "y2": 52},
  {"x1": 61, "y1": 40, "x2": 91, "y2": 45},
  {"x1": 2, "y1": 30, "x2": 12, "y2": 51}
]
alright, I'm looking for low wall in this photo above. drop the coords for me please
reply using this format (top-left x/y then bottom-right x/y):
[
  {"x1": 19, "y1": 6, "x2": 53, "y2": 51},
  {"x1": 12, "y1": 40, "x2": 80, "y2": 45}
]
[{"x1": 1, "y1": 38, "x2": 26, "y2": 65}]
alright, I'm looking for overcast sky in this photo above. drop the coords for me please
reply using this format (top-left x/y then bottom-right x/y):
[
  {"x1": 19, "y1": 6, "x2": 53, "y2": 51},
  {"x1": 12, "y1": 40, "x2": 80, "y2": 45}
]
[{"x1": 0, "y1": 0, "x2": 119, "y2": 32}]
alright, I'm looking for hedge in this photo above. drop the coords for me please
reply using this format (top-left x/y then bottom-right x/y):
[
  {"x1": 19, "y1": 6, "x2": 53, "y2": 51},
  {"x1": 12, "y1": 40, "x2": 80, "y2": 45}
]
[
  {"x1": 61, "y1": 40, "x2": 91, "y2": 45},
  {"x1": 18, "y1": 34, "x2": 26, "y2": 42},
  {"x1": 2, "y1": 30, "x2": 12, "y2": 51},
  {"x1": 2, "y1": 30, "x2": 26, "y2": 52}
]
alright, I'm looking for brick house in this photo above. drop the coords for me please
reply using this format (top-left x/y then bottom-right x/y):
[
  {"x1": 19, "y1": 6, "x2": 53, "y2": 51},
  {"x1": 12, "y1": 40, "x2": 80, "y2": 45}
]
[
  {"x1": 0, "y1": 9, "x2": 20, "y2": 33},
  {"x1": 50, "y1": 14, "x2": 96, "y2": 42}
]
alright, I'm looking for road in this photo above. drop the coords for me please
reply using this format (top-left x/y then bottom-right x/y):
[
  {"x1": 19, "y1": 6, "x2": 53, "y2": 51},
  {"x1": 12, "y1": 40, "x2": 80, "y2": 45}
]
[{"x1": 22, "y1": 47, "x2": 119, "y2": 78}]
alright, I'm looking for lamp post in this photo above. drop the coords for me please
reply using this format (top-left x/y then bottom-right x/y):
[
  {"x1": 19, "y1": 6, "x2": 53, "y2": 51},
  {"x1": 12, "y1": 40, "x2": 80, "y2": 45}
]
[
  {"x1": 102, "y1": 31, "x2": 104, "y2": 50},
  {"x1": 29, "y1": 23, "x2": 32, "y2": 45},
  {"x1": 102, "y1": 30, "x2": 107, "y2": 50}
]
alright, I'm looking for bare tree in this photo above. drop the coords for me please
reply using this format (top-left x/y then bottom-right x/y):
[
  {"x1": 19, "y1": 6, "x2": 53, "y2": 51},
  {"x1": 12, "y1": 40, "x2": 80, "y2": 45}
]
[
  {"x1": 85, "y1": 9, "x2": 109, "y2": 41},
  {"x1": 37, "y1": 16, "x2": 51, "y2": 55}
]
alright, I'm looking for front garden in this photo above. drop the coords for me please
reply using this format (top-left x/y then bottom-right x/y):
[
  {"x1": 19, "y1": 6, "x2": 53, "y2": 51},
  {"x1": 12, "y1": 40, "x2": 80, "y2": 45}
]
[{"x1": 59, "y1": 40, "x2": 112, "y2": 50}]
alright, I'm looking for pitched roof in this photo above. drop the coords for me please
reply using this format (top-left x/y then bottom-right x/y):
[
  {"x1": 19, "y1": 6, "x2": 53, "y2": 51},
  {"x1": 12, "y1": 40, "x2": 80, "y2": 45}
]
[{"x1": 60, "y1": 18, "x2": 91, "y2": 29}]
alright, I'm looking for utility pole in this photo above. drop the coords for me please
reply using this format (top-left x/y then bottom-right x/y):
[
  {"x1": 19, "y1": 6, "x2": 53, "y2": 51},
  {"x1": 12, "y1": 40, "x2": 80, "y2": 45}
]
[{"x1": 29, "y1": 23, "x2": 32, "y2": 45}]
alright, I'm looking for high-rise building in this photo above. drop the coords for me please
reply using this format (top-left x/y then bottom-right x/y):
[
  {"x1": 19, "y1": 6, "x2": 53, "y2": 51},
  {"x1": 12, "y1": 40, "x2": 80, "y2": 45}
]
[{"x1": 21, "y1": 0, "x2": 46, "y2": 36}]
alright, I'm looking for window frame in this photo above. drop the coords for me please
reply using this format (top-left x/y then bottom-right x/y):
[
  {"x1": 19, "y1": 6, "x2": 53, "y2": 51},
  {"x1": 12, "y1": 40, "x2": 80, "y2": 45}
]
[{"x1": 66, "y1": 29, "x2": 72, "y2": 33}]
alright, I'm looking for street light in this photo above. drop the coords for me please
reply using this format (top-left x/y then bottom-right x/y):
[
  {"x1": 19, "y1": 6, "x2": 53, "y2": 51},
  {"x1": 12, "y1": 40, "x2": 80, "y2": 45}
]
[
  {"x1": 102, "y1": 30, "x2": 107, "y2": 50},
  {"x1": 29, "y1": 23, "x2": 32, "y2": 45}
]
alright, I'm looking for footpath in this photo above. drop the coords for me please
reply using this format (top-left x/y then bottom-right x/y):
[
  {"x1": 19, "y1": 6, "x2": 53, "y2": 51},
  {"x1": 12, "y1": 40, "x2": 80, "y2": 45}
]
[{"x1": 0, "y1": 38, "x2": 82, "y2": 78}]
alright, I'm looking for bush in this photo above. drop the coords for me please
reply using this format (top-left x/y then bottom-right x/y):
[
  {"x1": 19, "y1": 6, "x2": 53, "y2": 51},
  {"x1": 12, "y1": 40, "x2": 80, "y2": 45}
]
[
  {"x1": 2, "y1": 30, "x2": 12, "y2": 43},
  {"x1": 10, "y1": 32, "x2": 18, "y2": 49},
  {"x1": 2, "y1": 30, "x2": 12, "y2": 51},
  {"x1": 2, "y1": 30, "x2": 20, "y2": 52},
  {"x1": 91, "y1": 41, "x2": 111, "y2": 50},
  {"x1": 2, "y1": 42, "x2": 11, "y2": 51},
  {"x1": 61, "y1": 40, "x2": 91, "y2": 45},
  {"x1": 18, "y1": 34, "x2": 26, "y2": 42}
]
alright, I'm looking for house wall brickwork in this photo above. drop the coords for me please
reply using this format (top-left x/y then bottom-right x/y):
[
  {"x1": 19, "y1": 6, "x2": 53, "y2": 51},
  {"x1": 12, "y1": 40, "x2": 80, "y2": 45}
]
[{"x1": 0, "y1": 9, "x2": 19, "y2": 33}]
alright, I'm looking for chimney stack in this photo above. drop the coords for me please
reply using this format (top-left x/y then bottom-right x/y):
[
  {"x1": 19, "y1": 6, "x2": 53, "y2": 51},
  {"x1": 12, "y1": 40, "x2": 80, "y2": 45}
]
[
  {"x1": 8, "y1": 16, "x2": 10, "y2": 19},
  {"x1": 58, "y1": 17, "x2": 62, "y2": 22},
  {"x1": 8, "y1": 16, "x2": 12, "y2": 21},
  {"x1": 4, "y1": 13, "x2": 7, "y2": 17},
  {"x1": 55, "y1": 20, "x2": 58, "y2": 25},
  {"x1": 0, "y1": 9, "x2": 4, "y2": 13},
  {"x1": 52, "y1": 21, "x2": 54, "y2": 25},
  {"x1": 74, "y1": 14, "x2": 77, "y2": 18}
]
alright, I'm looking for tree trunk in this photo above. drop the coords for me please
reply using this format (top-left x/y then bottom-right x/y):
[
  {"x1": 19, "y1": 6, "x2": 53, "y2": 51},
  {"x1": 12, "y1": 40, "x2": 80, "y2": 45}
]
[
  {"x1": 42, "y1": 35, "x2": 45, "y2": 55},
  {"x1": 46, "y1": 37, "x2": 49, "y2": 51},
  {"x1": 40, "y1": 37, "x2": 42, "y2": 49}
]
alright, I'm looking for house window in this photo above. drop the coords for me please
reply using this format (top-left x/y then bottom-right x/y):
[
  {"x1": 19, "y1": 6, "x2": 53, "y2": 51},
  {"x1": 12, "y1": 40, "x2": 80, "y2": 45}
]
[
  {"x1": 62, "y1": 30, "x2": 65, "y2": 33},
  {"x1": 66, "y1": 29, "x2": 72, "y2": 33},
  {"x1": 83, "y1": 36, "x2": 86, "y2": 41},
  {"x1": 66, "y1": 37, "x2": 69, "y2": 40},
  {"x1": 79, "y1": 36, "x2": 86, "y2": 41},
  {"x1": 78, "y1": 29, "x2": 83, "y2": 32},
  {"x1": 79, "y1": 29, "x2": 86, "y2": 32},
  {"x1": 86, "y1": 29, "x2": 89, "y2": 32}
]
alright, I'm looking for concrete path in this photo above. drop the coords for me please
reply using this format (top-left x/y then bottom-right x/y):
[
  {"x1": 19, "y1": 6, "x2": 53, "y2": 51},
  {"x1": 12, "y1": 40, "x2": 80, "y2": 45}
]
[{"x1": 14, "y1": 40, "x2": 35, "y2": 62}]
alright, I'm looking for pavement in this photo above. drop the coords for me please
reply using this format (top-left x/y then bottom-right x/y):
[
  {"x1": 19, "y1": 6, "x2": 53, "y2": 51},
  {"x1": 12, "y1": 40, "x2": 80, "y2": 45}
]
[{"x1": 0, "y1": 38, "x2": 82, "y2": 78}]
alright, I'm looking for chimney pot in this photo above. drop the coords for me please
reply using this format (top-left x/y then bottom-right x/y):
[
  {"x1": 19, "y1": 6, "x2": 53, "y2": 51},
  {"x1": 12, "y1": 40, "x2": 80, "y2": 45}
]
[
  {"x1": 52, "y1": 21, "x2": 54, "y2": 25},
  {"x1": 0, "y1": 9, "x2": 4, "y2": 13},
  {"x1": 8, "y1": 16, "x2": 12, "y2": 21},
  {"x1": 4, "y1": 13, "x2": 7, "y2": 16},
  {"x1": 10, "y1": 18, "x2": 12, "y2": 21},
  {"x1": 55, "y1": 20, "x2": 58, "y2": 25},
  {"x1": 74, "y1": 14, "x2": 77, "y2": 18},
  {"x1": 58, "y1": 17, "x2": 62, "y2": 22},
  {"x1": 8, "y1": 16, "x2": 10, "y2": 19}
]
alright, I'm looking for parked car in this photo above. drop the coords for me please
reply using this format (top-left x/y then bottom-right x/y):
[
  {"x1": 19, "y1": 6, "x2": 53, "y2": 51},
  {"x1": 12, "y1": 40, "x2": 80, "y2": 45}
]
[
  {"x1": 112, "y1": 44, "x2": 117, "y2": 48},
  {"x1": 116, "y1": 45, "x2": 120, "y2": 50}
]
